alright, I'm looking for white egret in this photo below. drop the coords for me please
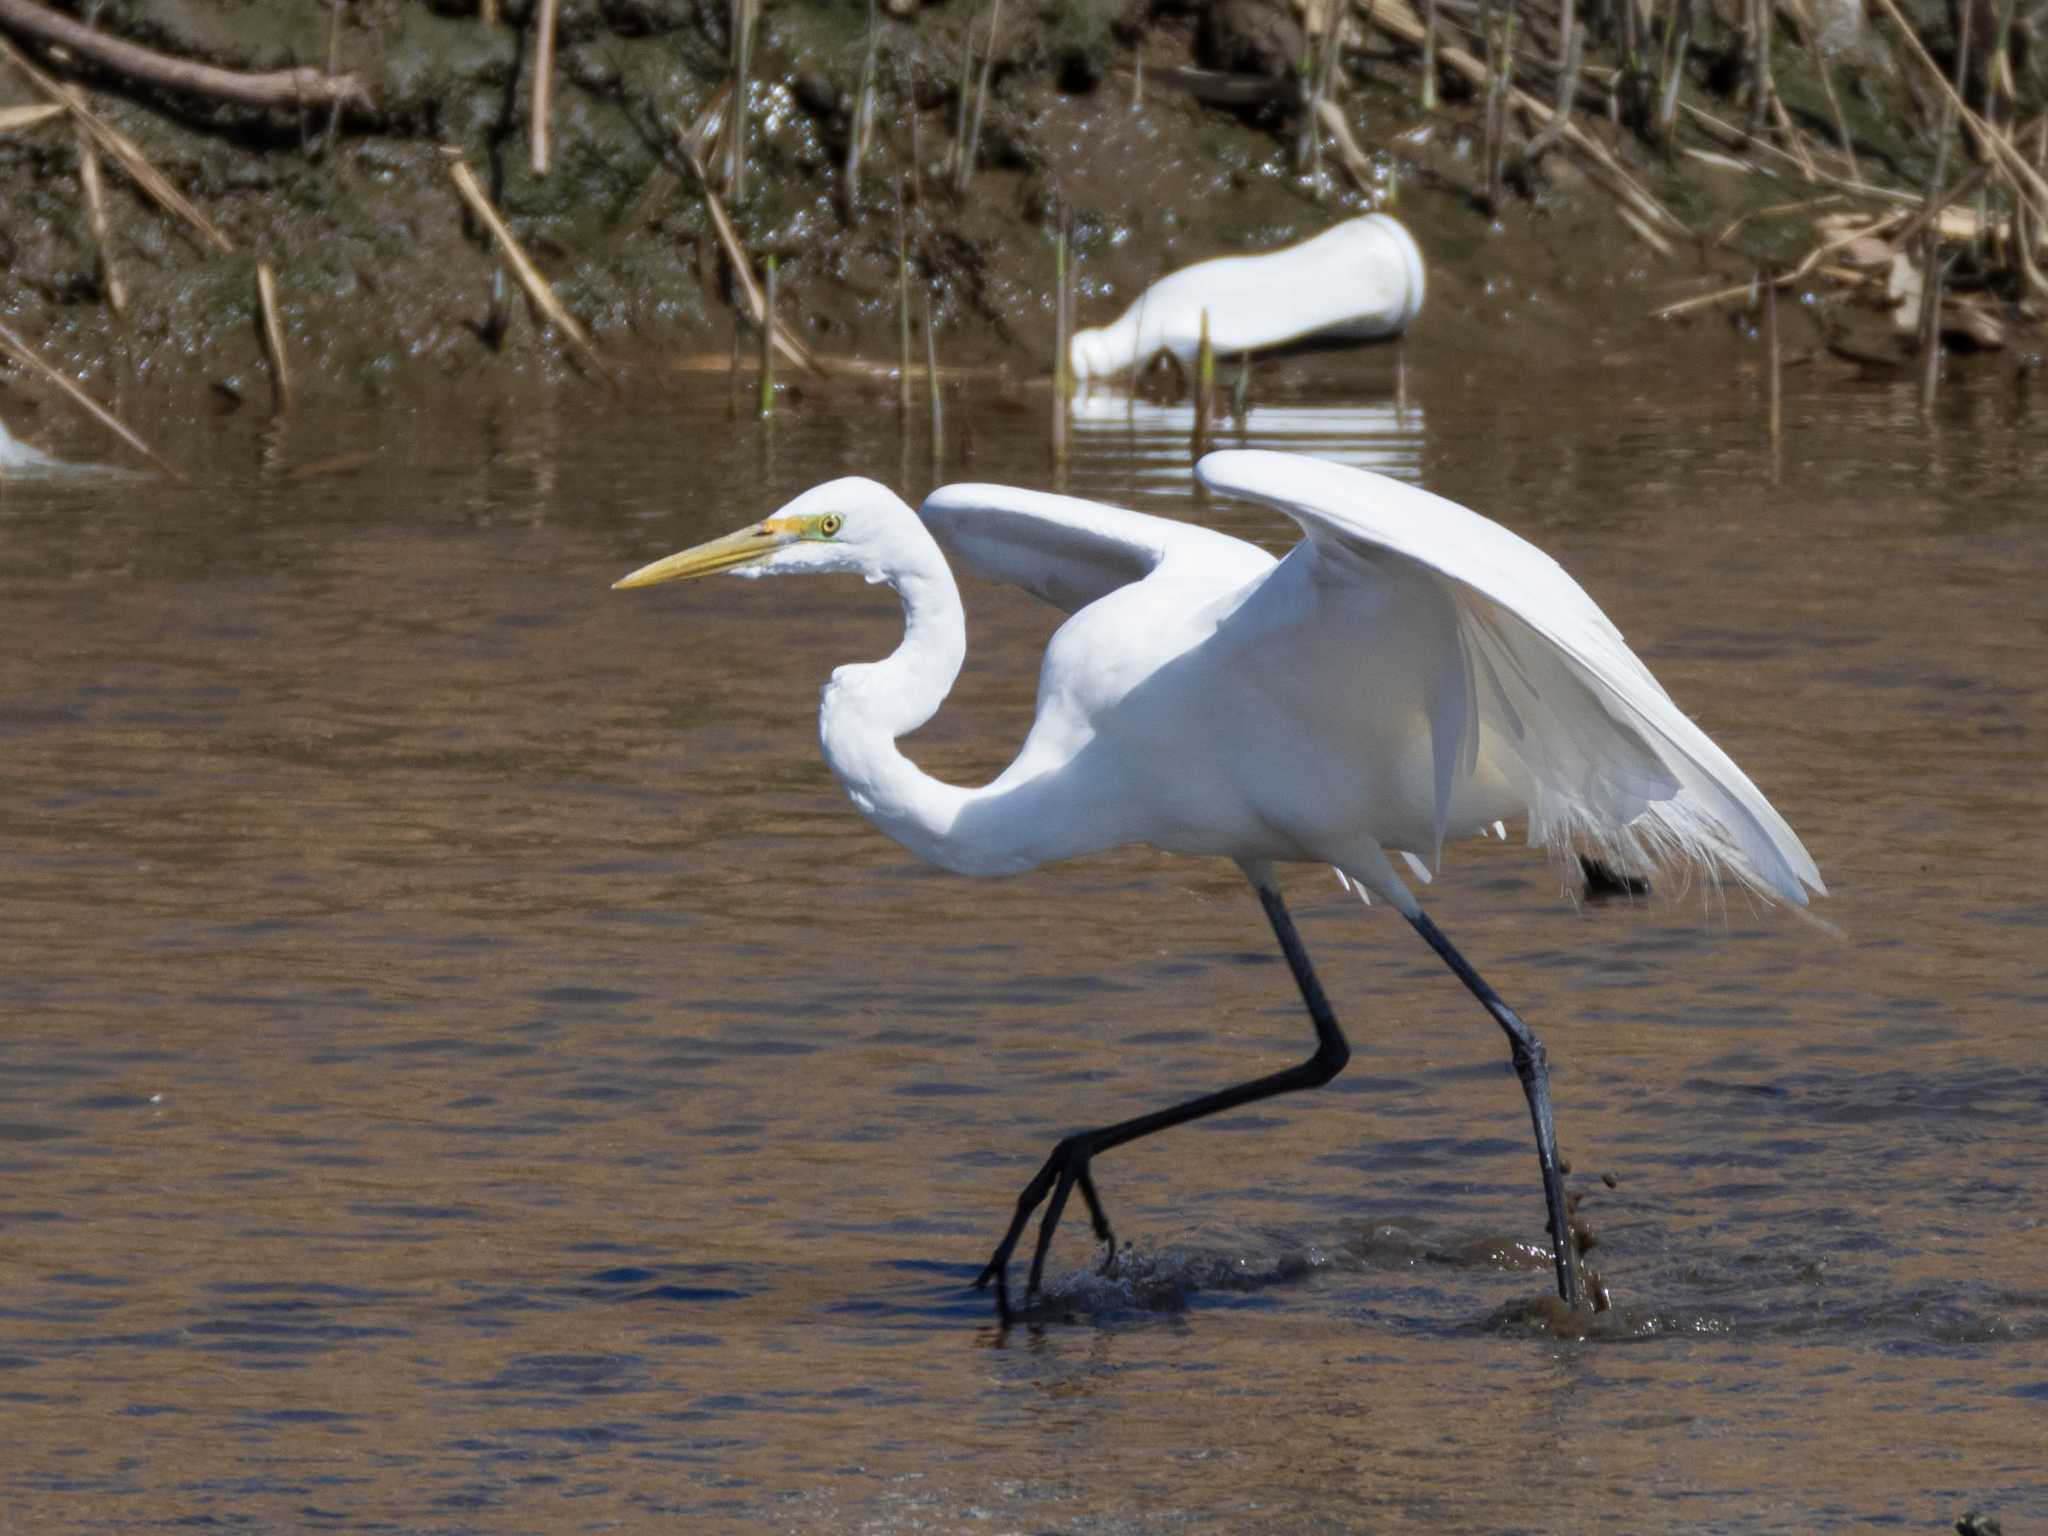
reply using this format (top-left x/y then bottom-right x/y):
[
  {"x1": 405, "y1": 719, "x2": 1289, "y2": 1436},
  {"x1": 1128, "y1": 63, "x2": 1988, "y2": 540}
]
[{"x1": 614, "y1": 451, "x2": 1824, "y2": 1318}]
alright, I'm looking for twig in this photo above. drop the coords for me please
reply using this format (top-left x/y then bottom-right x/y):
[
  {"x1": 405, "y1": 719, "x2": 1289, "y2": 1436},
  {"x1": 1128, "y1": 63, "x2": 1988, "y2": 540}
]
[
  {"x1": 531, "y1": 0, "x2": 559, "y2": 174},
  {"x1": 1528, "y1": 15, "x2": 1583, "y2": 162},
  {"x1": 1481, "y1": 2, "x2": 1517, "y2": 207},
  {"x1": 257, "y1": 261, "x2": 291, "y2": 411},
  {"x1": 1917, "y1": 225, "x2": 1944, "y2": 409},
  {"x1": 0, "y1": 100, "x2": 61, "y2": 130},
  {"x1": 1356, "y1": 0, "x2": 1689, "y2": 240},
  {"x1": 1866, "y1": 0, "x2": 2048, "y2": 222},
  {"x1": 728, "y1": 0, "x2": 757, "y2": 199},
  {"x1": 1652, "y1": 263, "x2": 1863, "y2": 318},
  {"x1": 758, "y1": 254, "x2": 776, "y2": 418},
  {"x1": 1781, "y1": 0, "x2": 1857, "y2": 177},
  {"x1": 1053, "y1": 203, "x2": 1071, "y2": 402},
  {"x1": 0, "y1": 317, "x2": 185, "y2": 479},
  {"x1": 0, "y1": 0, "x2": 366, "y2": 110},
  {"x1": 924, "y1": 287, "x2": 943, "y2": 466},
  {"x1": 1761, "y1": 269, "x2": 1781, "y2": 445},
  {"x1": 896, "y1": 177, "x2": 913, "y2": 414},
  {"x1": 316, "y1": 0, "x2": 347, "y2": 156},
  {"x1": 445, "y1": 153, "x2": 614, "y2": 387},
  {"x1": 956, "y1": 0, "x2": 1002, "y2": 196},
  {"x1": 1744, "y1": 0, "x2": 1772, "y2": 143},
  {"x1": 1421, "y1": 0, "x2": 1439, "y2": 110},
  {"x1": 948, "y1": 13, "x2": 976, "y2": 186},
  {"x1": 679, "y1": 143, "x2": 829, "y2": 377},
  {"x1": 1677, "y1": 97, "x2": 1921, "y2": 203},
  {"x1": 0, "y1": 40, "x2": 233, "y2": 252},
  {"x1": 1650, "y1": 6, "x2": 1689, "y2": 151},
  {"x1": 75, "y1": 119, "x2": 125, "y2": 316},
  {"x1": 844, "y1": 0, "x2": 879, "y2": 218}
]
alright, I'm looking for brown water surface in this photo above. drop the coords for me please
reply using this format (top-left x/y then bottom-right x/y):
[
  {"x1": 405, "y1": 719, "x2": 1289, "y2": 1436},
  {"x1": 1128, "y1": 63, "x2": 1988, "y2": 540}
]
[{"x1": 2, "y1": 353, "x2": 2044, "y2": 1532}]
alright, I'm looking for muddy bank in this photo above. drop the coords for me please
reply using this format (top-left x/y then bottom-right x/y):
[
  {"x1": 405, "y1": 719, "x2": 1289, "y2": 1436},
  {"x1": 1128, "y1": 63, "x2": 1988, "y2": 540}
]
[{"x1": 0, "y1": 0, "x2": 2041, "y2": 416}]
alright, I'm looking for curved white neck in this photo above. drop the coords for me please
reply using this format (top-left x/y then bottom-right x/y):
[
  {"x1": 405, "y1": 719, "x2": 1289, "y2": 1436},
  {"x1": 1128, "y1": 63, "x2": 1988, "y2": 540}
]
[{"x1": 817, "y1": 530, "x2": 1048, "y2": 877}]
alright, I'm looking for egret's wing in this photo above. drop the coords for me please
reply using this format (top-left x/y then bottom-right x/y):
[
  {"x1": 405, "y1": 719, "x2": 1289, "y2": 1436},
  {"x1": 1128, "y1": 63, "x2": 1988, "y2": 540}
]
[
  {"x1": 1197, "y1": 450, "x2": 1824, "y2": 905},
  {"x1": 921, "y1": 483, "x2": 1272, "y2": 613}
]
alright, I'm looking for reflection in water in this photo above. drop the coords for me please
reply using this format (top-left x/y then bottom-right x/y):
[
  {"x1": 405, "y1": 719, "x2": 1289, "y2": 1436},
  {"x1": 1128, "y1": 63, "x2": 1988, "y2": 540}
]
[
  {"x1": 1068, "y1": 391, "x2": 1424, "y2": 492},
  {"x1": 0, "y1": 362, "x2": 2044, "y2": 1532}
]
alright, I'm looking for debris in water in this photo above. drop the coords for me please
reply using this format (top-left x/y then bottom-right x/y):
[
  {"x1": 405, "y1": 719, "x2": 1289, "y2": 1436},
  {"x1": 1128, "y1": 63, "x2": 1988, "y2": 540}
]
[{"x1": 1069, "y1": 215, "x2": 1425, "y2": 384}]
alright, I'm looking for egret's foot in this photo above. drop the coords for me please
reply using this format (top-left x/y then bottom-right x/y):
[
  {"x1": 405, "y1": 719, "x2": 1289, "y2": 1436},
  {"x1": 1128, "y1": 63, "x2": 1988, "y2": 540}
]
[{"x1": 972, "y1": 1134, "x2": 1116, "y2": 1322}]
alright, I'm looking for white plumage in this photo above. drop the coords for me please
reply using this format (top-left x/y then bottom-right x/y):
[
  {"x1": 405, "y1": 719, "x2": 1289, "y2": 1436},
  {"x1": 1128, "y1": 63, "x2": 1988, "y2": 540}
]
[
  {"x1": 918, "y1": 450, "x2": 1821, "y2": 911},
  {"x1": 614, "y1": 450, "x2": 1824, "y2": 1318}
]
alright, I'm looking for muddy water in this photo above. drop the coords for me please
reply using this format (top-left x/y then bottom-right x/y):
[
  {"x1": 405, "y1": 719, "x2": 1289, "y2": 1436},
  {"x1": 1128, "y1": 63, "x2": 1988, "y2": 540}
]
[{"x1": 2, "y1": 352, "x2": 2044, "y2": 1533}]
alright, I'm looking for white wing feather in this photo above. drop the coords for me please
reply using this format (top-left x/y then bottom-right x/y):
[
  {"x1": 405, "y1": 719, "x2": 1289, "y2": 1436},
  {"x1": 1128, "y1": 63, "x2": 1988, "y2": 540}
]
[
  {"x1": 920, "y1": 483, "x2": 1272, "y2": 614},
  {"x1": 1196, "y1": 450, "x2": 1825, "y2": 905}
]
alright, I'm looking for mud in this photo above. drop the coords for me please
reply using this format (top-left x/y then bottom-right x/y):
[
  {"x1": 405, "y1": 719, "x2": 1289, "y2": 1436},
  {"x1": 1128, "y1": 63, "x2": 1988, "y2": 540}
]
[{"x1": 0, "y1": 0, "x2": 1920, "y2": 405}]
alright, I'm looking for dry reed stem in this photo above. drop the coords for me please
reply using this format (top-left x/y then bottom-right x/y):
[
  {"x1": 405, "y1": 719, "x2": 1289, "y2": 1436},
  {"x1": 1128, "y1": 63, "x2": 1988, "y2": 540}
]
[
  {"x1": 758, "y1": 254, "x2": 777, "y2": 418},
  {"x1": 923, "y1": 288, "x2": 943, "y2": 462},
  {"x1": 75, "y1": 122, "x2": 125, "y2": 316},
  {"x1": 0, "y1": 0, "x2": 366, "y2": 110},
  {"x1": 0, "y1": 42, "x2": 234, "y2": 252},
  {"x1": 1527, "y1": 17, "x2": 1582, "y2": 162},
  {"x1": 1356, "y1": 0, "x2": 1687, "y2": 241},
  {"x1": 1312, "y1": 96, "x2": 1380, "y2": 192},
  {"x1": 896, "y1": 179, "x2": 913, "y2": 413},
  {"x1": 531, "y1": 0, "x2": 559, "y2": 174},
  {"x1": 1652, "y1": 14, "x2": 1690, "y2": 148},
  {"x1": 0, "y1": 317, "x2": 184, "y2": 479},
  {"x1": 729, "y1": 0, "x2": 757, "y2": 200},
  {"x1": 680, "y1": 145, "x2": 829, "y2": 377},
  {"x1": 844, "y1": 0, "x2": 880, "y2": 216},
  {"x1": 1781, "y1": 0, "x2": 1857, "y2": 176},
  {"x1": 908, "y1": 61, "x2": 924, "y2": 205},
  {"x1": 1675, "y1": 97, "x2": 1921, "y2": 204},
  {"x1": 0, "y1": 101, "x2": 62, "y2": 130},
  {"x1": 1865, "y1": 0, "x2": 2048, "y2": 222},
  {"x1": 282, "y1": 449, "x2": 378, "y2": 481},
  {"x1": 1302, "y1": 0, "x2": 1344, "y2": 183},
  {"x1": 1744, "y1": 0, "x2": 1773, "y2": 142},
  {"x1": 1421, "y1": 0, "x2": 1438, "y2": 110},
  {"x1": 1653, "y1": 261, "x2": 1864, "y2": 317},
  {"x1": 1053, "y1": 209, "x2": 1070, "y2": 401},
  {"x1": 256, "y1": 261, "x2": 292, "y2": 411},
  {"x1": 1481, "y1": 5, "x2": 1516, "y2": 206},
  {"x1": 957, "y1": 0, "x2": 1003, "y2": 195},
  {"x1": 1768, "y1": 90, "x2": 1819, "y2": 183},
  {"x1": 1761, "y1": 271, "x2": 1781, "y2": 444},
  {"x1": 1917, "y1": 228, "x2": 1944, "y2": 406},
  {"x1": 316, "y1": 0, "x2": 347, "y2": 156},
  {"x1": 445, "y1": 154, "x2": 614, "y2": 387}
]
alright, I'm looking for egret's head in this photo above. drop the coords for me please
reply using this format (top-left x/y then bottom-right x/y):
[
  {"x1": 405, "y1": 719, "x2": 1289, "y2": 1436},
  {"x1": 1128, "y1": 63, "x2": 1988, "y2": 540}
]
[{"x1": 612, "y1": 477, "x2": 906, "y2": 590}]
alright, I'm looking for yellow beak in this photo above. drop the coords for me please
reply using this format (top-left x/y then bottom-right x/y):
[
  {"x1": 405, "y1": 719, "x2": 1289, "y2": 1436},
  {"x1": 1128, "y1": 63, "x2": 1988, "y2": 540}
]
[{"x1": 612, "y1": 519, "x2": 797, "y2": 590}]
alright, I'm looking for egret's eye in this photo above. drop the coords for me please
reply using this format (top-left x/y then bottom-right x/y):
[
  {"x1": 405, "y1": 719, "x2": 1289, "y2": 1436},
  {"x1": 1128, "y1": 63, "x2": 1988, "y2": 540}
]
[{"x1": 818, "y1": 513, "x2": 844, "y2": 537}]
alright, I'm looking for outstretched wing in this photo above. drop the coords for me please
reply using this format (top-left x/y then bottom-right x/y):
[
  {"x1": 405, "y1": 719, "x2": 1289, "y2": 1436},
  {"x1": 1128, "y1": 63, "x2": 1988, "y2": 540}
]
[
  {"x1": 920, "y1": 483, "x2": 1272, "y2": 614},
  {"x1": 1196, "y1": 449, "x2": 1825, "y2": 905}
]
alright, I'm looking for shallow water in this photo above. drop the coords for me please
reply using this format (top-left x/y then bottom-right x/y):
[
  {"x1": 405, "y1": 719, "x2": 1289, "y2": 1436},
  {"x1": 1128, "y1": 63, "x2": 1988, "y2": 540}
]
[{"x1": 2, "y1": 347, "x2": 2044, "y2": 1533}]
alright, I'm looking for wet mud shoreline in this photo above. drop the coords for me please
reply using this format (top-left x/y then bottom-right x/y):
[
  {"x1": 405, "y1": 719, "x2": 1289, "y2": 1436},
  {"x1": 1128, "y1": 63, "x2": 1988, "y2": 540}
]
[{"x1": 4, "y1": 0, "x2": 2044, "y2": 428}]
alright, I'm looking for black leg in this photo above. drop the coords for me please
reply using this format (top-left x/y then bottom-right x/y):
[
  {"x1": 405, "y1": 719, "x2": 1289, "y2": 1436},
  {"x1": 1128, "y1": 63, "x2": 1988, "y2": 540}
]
[
  {"x1": 1406, "y1": 909, "x2": 1584, "y2": 1309},
  {"x1": 974, "y1": 881, "x2": 1349, "y2": 1320}
]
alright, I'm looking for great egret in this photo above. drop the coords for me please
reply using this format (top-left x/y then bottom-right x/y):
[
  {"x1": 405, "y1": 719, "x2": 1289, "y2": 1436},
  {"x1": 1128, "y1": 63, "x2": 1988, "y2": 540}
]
[
  {"x1": 1069, "y1": 215, "x2": 1425, "y2": 382},
  {"x1": 614, "y1": 451, "x2": 1824, "y2": 1318}
]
